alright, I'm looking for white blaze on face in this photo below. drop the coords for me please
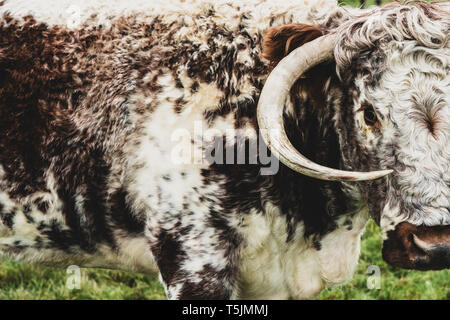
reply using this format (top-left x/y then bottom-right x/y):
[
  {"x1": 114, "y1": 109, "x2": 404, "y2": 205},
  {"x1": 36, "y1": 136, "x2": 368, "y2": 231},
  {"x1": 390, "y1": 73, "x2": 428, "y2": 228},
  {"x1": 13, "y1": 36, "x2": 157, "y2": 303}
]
[{"x1": 361, "y1": 41, "x2": 450, "y2": 231}]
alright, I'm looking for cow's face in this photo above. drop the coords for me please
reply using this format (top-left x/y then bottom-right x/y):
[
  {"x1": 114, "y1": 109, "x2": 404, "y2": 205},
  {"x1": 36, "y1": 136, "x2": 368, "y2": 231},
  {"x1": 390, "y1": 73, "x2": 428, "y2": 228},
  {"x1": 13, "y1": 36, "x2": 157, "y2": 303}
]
[
  {"x1": 338, "y1": 12, "x2": 450, "y2": 270},
  {"x1": 260, "y1": 2, "x2": 449, "y2": 271}
]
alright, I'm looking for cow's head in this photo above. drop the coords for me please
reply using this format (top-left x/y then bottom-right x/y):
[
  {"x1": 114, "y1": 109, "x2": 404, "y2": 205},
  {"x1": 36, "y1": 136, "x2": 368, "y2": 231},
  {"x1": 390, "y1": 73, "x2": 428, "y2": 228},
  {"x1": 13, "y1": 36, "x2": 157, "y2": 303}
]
[{"x1": 259, "y1": 1, "x2": 449, "y2": 270}]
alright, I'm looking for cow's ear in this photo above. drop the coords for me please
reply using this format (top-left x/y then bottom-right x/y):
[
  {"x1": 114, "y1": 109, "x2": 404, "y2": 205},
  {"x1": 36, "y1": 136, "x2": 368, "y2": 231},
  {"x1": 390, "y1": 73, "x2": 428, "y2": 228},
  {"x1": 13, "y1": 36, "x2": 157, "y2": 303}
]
[{"x1": 262, "y1": 24, "x2": 323, "y2": 67}]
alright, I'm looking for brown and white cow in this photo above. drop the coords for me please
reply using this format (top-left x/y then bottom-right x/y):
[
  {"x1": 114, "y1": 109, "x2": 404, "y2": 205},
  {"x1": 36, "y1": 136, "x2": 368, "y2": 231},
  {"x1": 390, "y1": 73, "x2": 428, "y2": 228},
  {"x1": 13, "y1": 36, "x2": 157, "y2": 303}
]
[{"x1": 0, "y1": 0, "x2": 448, "y2": 299}]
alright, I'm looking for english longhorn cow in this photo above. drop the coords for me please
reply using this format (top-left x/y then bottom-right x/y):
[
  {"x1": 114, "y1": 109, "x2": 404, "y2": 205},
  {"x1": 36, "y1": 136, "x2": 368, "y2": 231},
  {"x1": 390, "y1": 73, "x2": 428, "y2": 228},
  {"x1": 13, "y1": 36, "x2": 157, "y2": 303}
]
[{"x1": 0, "y1": 0, "x2": 449, "y2": 299}]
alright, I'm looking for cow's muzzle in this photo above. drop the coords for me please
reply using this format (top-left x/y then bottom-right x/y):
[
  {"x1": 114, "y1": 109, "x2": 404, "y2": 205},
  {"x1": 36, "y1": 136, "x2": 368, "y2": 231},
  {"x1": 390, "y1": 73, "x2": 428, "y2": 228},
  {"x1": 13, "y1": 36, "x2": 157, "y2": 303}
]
[{"x1": 382, "y1": 222, "x2": 450, "y2": 270}]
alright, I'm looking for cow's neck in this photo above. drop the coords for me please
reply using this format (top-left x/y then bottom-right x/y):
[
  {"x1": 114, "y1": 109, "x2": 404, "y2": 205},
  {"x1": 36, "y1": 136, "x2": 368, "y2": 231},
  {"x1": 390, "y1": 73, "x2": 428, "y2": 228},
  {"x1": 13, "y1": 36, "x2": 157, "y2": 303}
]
[
  {"x1": 234, "y1": 82, "x2": 369, "y2": 299},
  {"x1": 263, "y1": 75, "x2": 365, "y2": 237}
]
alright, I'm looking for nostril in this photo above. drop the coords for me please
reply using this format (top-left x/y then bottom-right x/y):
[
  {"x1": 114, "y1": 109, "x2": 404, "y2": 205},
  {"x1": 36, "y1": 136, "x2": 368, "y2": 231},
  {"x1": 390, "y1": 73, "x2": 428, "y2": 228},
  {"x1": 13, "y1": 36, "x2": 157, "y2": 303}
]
[
  {"x1": 412, "y1": 242, "x2": 450, "y2": 270},
  {"x1": 412, "y1": 234, "x2": 434, "y2": 253},
  {"x1": 412, "y1": 255, "x2": 431, "y2": 269},
  {"x1": 383, "y1": 222, "x2": 450, "y2": 270}
]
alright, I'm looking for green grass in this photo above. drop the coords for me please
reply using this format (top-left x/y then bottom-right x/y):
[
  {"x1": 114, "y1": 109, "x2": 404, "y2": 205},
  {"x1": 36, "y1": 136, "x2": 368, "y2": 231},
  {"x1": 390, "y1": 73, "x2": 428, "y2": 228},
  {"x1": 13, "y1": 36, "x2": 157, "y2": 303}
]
[
  {"x1": 0, "y1": 259, "x2": 166, "y2": 300},
  {"x1": 319, "y1": 221, "x2": 449, "y2": 300},
  {"x1": 0, "y1": 0, "x2": 448, "y2": 300},
  {"x1": 0, "y1": 221, "x2": 448, "y2": 300},
  {"x1": 339, "y1": 0, "x2": 386, "y2": 7},
  {"x1": 339, "y1": 0, "x2": 435, "y2": 7}
]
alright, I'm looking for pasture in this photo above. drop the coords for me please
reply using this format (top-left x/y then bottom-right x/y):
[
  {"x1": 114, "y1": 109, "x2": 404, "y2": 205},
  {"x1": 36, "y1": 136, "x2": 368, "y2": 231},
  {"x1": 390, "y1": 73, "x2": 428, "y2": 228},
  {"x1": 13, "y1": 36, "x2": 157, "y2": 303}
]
[
  {"x1": 0, "y1": 221, "x2": 448, "y2": 299},
  {"x1": 0, "y1": 0, "x2": 448, "y2": 300}
]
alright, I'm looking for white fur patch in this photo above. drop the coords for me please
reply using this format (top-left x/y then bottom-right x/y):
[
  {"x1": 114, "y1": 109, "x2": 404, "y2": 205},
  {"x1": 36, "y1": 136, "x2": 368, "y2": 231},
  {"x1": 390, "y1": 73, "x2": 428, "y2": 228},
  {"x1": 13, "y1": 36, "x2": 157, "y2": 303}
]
[
  {"x1": 0, "y1": 0, "x2": 338, "y2": 32},
  {"x1": 356, "y1": 40, "x2": 450, "y2": 231},
  {"x1": 237, "y1": 203, "x2": 368, "y2": 299}
]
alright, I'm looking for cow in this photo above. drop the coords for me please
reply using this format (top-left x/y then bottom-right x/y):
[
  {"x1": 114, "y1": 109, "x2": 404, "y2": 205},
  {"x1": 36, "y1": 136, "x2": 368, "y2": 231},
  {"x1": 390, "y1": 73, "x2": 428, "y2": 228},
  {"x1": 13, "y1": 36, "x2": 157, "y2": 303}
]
[{"x1": 0, "y1": 0, "x2": 448, "y2": 300}]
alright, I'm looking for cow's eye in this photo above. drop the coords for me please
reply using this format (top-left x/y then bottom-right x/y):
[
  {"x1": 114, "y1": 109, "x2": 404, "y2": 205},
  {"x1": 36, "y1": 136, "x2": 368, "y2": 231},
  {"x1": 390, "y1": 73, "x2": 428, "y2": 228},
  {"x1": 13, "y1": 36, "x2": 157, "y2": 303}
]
[{"x1": 363, "y1": 106, "x2": 378, "y2": 126}]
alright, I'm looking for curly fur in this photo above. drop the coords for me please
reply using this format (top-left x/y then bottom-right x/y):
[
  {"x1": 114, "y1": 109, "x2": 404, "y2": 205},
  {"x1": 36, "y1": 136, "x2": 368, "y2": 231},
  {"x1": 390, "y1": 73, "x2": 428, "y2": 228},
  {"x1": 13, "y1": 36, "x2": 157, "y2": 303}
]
[{"x1": 0, "y1": 0, "x2": 448, "y2": 299}]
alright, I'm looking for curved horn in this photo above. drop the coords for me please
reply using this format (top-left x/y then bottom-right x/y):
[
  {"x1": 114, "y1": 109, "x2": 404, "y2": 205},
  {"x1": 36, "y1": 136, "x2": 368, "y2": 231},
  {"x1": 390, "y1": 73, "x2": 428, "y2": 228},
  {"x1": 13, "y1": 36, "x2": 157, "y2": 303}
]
[{"x1": 257, "y1": 34, "x2": 393, "y2": 181}]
